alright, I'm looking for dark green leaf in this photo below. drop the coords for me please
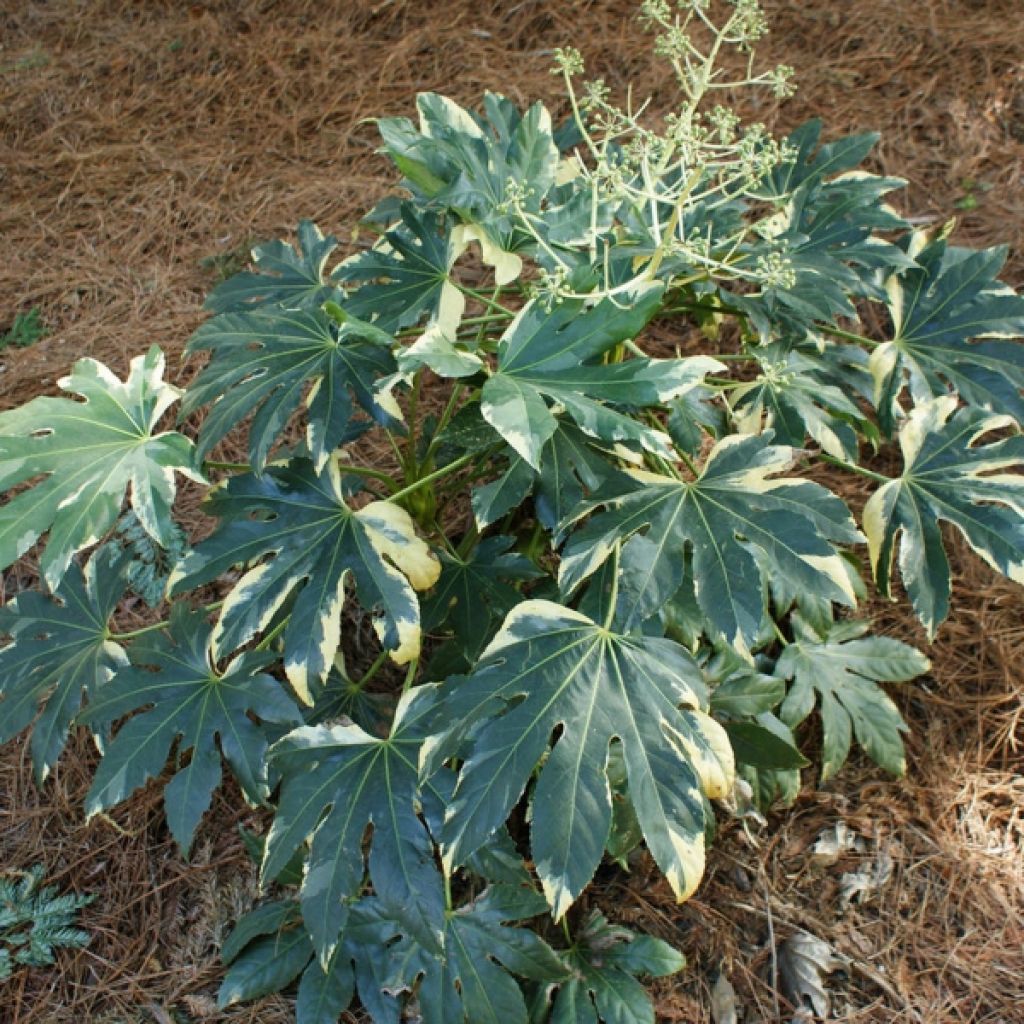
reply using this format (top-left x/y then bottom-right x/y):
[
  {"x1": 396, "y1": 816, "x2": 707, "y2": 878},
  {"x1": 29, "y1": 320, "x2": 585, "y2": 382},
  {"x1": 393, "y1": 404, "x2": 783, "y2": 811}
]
[
  {"x1": 723, "y1": 721, "x2": 809, "y2": 770},
  {"x1": 263, "y1": 688, "x2": 445, "y2": 966},
  {"x1": 869, "y1": 232, "x2": 1024, "y2": 432},
  {"x1": 543, "y1": 910, "x2": 684, "y2": 1024},
  {"x1": 0, "y1": 548, "x2": 128, "y2": 781},
  {"x1": 706, "y1": 648, "x2": 785, "y2": 718},
  {"x1": 481, "y1": 285, "x2": 718, "y2": 469},
  {"x1": 560, "y1": 434, "x2": 862, "y2": 648},
  {"x1": 182, "y1": 306, "x2": 398, "y2": 473},
  {"x1": 732, "y1": 345, "x2": 869, "y2": 461},
  {"x1": 219, "y1": 915, "x2": 312, "y2": 1007},
  {"x1": 205, "y1": 221, "x2": 340, "y2": 314},
  {"x1": 421, "y1": 536, "x2": 541, "y2": 661},
  {"x1": 334, "y1": 205, "x2": 463, "y2": 334},
  {"x1": 169, "y1": 459, "x2": 440, "y2": 702},
  {"x1": 387, "y1": 884, "x2": 567, "y2": 1024},
  {"x1": 80, "y1": 607, "x2": 301, "y2": 854},
  {"x1": 428, "y1": 601, "x2": 734, "y2": 917}
]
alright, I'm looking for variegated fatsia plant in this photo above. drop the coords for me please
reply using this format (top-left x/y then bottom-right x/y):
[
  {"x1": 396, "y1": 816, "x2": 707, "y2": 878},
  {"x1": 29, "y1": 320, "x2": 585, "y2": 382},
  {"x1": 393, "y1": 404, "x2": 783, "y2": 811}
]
[{"x1": 2, "y1": 2, "x2": 1023, "y2": 1021}]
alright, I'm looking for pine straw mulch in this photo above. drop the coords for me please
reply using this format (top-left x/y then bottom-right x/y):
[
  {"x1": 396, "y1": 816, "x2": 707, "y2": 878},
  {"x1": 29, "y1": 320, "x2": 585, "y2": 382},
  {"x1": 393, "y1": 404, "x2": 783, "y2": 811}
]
[{"x1": 1, "y1": 1, "x2": 1022, "y2": 1021}]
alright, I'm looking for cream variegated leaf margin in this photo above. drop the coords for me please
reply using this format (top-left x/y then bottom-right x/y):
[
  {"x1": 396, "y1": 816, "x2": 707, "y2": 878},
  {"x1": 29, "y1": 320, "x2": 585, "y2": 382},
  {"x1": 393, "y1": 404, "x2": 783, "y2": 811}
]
[
  {"x1": 869, "y1": 229, "x2": 1024, "y2": 432},
  {"x1": 424, "y1": 599, "x2": 734, "y2": 919},
  {"x1": 560, "y1": 433, "x2": 863, "y2": 648},
  {"x1": 863, "y1": 396, "x2": 1024, "y2": 637},
  {"x1": 169, "y1": 458, "x2": 439, "y2": 704},
  {"x1": 0, "y1": 346, "x2": 201, "y2": 589},
  {"x1": 333, "y1": 205, "x2": 465, "y2": 337}
]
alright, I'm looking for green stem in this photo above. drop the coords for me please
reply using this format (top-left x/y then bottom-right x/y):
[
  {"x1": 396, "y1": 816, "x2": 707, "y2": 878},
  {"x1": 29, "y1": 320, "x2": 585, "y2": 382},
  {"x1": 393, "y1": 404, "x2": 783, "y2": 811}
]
[
  {"x1": 256, "y1": 616, "x2": 289, "y2": 651},
  {"x1": 109, "y1": 600, "x2": 224, "y2": 641},
  {"x1": 203, "y1": 460, "x2": 251, "y2": 473},
  {"x1": 602, "y1": 542, "x2": 621, "y2": 631},
  {"x1": 422, "y1": 381, "x2": 467, "y2": 466},
  {"x1": 675, "y1": 448, "x2": 700, "y2": 477},
  {"x1": 769, "y1": 617, "x2": 789, "y2": 647},
  {"x1": 406, "y1": 368, "x2": 424, "y2": 474},
  {"x1": 337, "y1": 462, "x2": 399, "y2": 490},
  {"x1": 817, "y1": 323, "x2": 880, "y2": 348},
  {"x1": 400, "y1": 657, "x2": 419, "y2": 698},
  {"x1": 817, "y1": 452, "x2": 890, "y2": 483},
  {"x1": 388, "y1": 451, "x2": 476, "y2": 504},
  {"x1": 456, "y1": 283, "x2": 515, "y2": 317},
  {"x1": 357, "y1": 649, "x2": 389, "y2": 689}
]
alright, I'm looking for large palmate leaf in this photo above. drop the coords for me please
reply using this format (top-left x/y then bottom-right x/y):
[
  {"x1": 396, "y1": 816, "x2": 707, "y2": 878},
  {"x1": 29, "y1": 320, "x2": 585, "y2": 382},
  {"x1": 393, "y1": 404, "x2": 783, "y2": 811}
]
[
  {"x1": 428, "y1": 601, "x2": 734, "y2": 918},
  {"x1": 481, "y1": 284, "x2": 719, "y2": 469},
  {"x1": 863, "y1": 397, "x2": 1024, "y2": 635},
  {"x1": 532, "y1": 910, "x2": 685, "y2": 1024},
  {"x1": 729, "y1": 119, "x2": 912, "y2": 339},
  {"x1": 387, "y1": 884, "x2": 567, "y2": 1024},
  {"x1": 421, "y1": 535, "x2": 542, "y2": 663},
  {"x1": 757, "y1": 120, "x2": 882, "y2": 199},
  {"x1": 0, "y1": 347, "x2": 199, "y2": 588},
  {"x1": 262, "y1": 688, "x2": 445, "y2": 966},
  {"x1": 777, "y1": 616, "x2": 929, "y2": 780},
  {"x1": 169, "y1": 458, "x2": 440, "y2": 702},
  {"x1": 740, "y1": 172, "x2": 910, "y2": 333},
  {"x1": 0, "y1": 547, "x2": 128, "y2": 781},
  {"x1": 182, "y1": 305, "x2": 398, "y2": 473},
  {"x1": 463, "y1": 415, "x2": 626, "y2": 532},
  {"x1": 560, "y1": 434, "x2": 862, "y2": 647},
  {"x1": 334, "y1": 205, "x2": 464, "y2": 335},
  {"x1": 732, "y1": 345, "x2": 871, "y2": 461},
  {"x1": 869, "y1": 232, "x2": 1024, "y2": 432},
  {"x1": 204, "y1": 221, "x2": 340, "y2": 314},
  {"x1": 377, "y1": 92, "x2": 559, "y2": 249},
  {"x1": 218, "y1": 897, "x2": 401, "y2": 1024},
  {"x1": 80, "y1": 606, "x2": 301, "y2": 854}
]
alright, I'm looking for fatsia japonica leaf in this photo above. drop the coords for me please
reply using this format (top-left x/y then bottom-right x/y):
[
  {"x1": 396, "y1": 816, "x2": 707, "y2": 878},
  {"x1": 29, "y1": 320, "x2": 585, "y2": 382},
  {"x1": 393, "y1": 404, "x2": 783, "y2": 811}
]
[
  {"x1": 863, "y1": 396, "x2": 1024, "y2": 636},
  {"x1": 307, "y1": 652, "x2": 393, "y2": 736},
  {"x1": 467, "y1": 417, "x2": 628, "y2": 533},
  {"x1": 386, "y1": 884, "x2": 568, "y2": 1024},
  {"x1": 169, "y1": 458, "x2": 440, "y2": 702},
  {"x1": 182, "y1": 304, "x2": 398, "y2": 473},
  {"x1": 534, "y1": 910, "x2": 685, "y2": 1024},
  {"x1": 732, "y1": 345, "x2": 870, "y2": 461},
  {"x1": 80, "y1": 606, "x2": 302, "y2": 854},
  {"x1": 733, "y1": 171, "x2": 911, "y2": 339},
  {"x1": 421, "y1": 535, "x2": 542, "y2": 662},
  {"x1": 262, "y1": 687, "x2": 445, "y2": 967},
  {"x1": 482, "y1": 284, "x2": 722, "y2": 470},
  {"x1": 377, "y1": 92, "x2": 559, "y2": 252},
  {"x1": 869, "y1": 231, "x2": 1024, "y2": 433},
  {"x1": 757, "y1": 119, "x2": 882, "y2": 199},
  {"x1": 734, "y1": 712, "x2": 804, "y2": 811},
  {"x1": 0, "y1": 547, "x2": 128, "y2": 782},
  {"x1": 0, "y1": 346, "x2": 200, "y2": 589},
  {"x1": 777, "y1": 616, "x2": 929, "y2": 780},
  {"x1": 204, "y1": 220, "x2": 340, "y2": 314},
  {"x1": 731, "y1": 119, "x2": 912, "y2": 339},
  {"x1": 427, "y1": 601, "x2": 735, "y2": 919},
  {"x1": 218, "y1": 897, "x2": 402, "y2": 1023},
  {"x1": 560, "y1": 434, "x2": 863, "y2": 647},
  {"x1": 333, "y1": 205, "x2": 464, "y2": 335}
]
